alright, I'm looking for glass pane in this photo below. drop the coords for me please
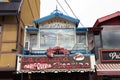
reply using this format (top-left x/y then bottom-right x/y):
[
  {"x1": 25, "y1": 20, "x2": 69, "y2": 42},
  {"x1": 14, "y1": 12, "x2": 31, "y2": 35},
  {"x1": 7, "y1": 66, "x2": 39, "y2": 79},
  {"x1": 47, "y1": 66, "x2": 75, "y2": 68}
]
[
  {"x1": 40, "y1": 29, "x2": 57, "y2": 50},
  {"x1": 102, "y1": 25, "x2": 120, "y2": 49},
  {"x1": 30, "y1": 34, "x2": 37, "y2": 49},
  {"x1": 40, "y1": 28, "x2": 75, "y2": 50},
  {"x1": 76, "y1": 34, "x2": 86, "y2": 44}
]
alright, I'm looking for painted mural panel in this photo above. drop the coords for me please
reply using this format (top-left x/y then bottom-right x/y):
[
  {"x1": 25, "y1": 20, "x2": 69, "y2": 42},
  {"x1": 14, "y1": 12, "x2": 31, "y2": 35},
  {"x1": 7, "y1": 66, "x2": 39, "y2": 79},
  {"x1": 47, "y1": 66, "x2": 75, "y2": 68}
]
[{"x1": 40, "y1": 28, "x2": 75, "y2": 50}]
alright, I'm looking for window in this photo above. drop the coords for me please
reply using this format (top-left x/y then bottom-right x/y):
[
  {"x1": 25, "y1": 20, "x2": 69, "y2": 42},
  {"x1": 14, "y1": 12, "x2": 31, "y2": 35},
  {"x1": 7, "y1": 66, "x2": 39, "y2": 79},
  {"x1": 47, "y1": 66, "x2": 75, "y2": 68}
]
[
  {"x1": 40, "y1": 28, "x2": 75, "y2": 50},
  {"x1": 30, "y1": 34, "x2": 37, "y2": 49},
  {"x1": 73, "y1": 32, "x2": 87, "y2": 50},
  {"x1": 102, "y1": 25, "x2": 120, "y2": 49},
  {"x1": 76, "y1": 32, "x2": 86, "y2": 44}
]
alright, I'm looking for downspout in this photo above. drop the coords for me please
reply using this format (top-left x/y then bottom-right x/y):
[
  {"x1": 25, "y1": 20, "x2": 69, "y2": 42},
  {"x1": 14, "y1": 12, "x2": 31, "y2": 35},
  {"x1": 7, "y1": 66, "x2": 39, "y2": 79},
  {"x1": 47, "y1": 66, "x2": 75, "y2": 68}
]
[
  {"x1": 16, "y1": 12, "x2": 20, "y2": 52},
  {"x1": 86, "y1": 30, "x2": 89, "y2": 53},
  {"x1": 15, "y1": 0, "x2": 23, "y2": 52}
]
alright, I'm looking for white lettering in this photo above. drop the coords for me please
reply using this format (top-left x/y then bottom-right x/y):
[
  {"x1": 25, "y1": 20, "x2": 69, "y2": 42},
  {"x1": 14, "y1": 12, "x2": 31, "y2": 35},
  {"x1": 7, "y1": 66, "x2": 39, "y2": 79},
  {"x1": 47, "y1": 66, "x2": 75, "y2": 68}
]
[
  {"x1": 109, "y1": 52, "x2": 120, "y2": 59},
  {"x1": 24, "y1": 63, "x2": 52, "y2": 70},
  {"x1": 39, "y1": 23, "x2": 73, "y2": 28}
]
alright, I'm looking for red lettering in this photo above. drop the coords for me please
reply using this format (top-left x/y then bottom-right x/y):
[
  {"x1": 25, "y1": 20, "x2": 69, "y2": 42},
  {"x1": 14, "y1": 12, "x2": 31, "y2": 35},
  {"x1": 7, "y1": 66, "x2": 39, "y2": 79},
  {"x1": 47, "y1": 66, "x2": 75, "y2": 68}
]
[
  {"x1": 27, "y1": 58, "x2": 34, "y2": 63},
  {"x1": 22, "y1": 57, "x2": 27, "y2": 62},
  {"x1": 84, "y1": 63, "x2": 90, "y2": 68},
  {"x1": 35, "y1": 58, "x2": 39, "y2": 62},
  {"x1": 63, "y1": 57, "x2": 69, "y2": 62}
]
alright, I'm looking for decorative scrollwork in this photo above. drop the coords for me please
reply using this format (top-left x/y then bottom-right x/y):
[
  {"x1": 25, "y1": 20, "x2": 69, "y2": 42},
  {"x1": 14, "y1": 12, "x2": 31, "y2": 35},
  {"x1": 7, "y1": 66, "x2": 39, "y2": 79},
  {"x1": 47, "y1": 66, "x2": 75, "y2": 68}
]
[{"x1": 46, "y1": 46, "x2": 70, "y2": 57}]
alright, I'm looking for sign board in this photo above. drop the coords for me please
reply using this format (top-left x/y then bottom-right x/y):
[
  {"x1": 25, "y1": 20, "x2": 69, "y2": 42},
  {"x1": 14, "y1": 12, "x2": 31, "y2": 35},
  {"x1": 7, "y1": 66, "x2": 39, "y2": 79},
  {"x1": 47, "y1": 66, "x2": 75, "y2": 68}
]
[
  {"x1": 16, "y1": 54, "x2": 95, "y2": 72},
  {"x1": 100, "y1": 49, "x2": 120, "y2": 63}
]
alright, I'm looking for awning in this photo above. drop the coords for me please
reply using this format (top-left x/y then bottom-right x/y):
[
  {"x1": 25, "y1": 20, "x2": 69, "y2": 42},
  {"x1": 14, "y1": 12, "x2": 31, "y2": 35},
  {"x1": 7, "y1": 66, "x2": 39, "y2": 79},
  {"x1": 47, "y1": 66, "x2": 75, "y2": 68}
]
[{"x1": 96, "y1": 64, "x2": 120, "y2": 76}]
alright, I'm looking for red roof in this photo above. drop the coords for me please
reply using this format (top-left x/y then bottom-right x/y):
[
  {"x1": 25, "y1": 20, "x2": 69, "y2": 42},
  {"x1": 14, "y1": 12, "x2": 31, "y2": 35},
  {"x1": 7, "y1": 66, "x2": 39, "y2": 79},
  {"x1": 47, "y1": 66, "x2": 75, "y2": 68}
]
[{"x1": 93, "y1": 11, "x2": 120, "y2": 27}]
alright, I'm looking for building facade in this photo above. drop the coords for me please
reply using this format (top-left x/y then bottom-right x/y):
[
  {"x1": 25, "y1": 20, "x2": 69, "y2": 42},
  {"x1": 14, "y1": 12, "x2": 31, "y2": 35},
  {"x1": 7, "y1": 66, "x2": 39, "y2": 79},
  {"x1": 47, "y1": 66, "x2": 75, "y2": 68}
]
[
  {"x1": 92, "y1": 11, "x2": 120, "y2": 80},
  {"x1": 16, "y1": 9, "x2": 96, "y2": 80},
  {"x1": 0, "y1": 0, "x2": 40, "y2": 80}
]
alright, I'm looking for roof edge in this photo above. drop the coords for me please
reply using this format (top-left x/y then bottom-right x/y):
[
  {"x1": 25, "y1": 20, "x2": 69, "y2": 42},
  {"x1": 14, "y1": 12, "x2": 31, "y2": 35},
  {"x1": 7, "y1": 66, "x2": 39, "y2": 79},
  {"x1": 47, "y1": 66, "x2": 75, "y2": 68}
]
[
  {"x1": 93, "y1": 11, "x2": 120, "y2": 27},
  {"x1": 34, "y1": 9, "x2": 80, "y2": 26}
]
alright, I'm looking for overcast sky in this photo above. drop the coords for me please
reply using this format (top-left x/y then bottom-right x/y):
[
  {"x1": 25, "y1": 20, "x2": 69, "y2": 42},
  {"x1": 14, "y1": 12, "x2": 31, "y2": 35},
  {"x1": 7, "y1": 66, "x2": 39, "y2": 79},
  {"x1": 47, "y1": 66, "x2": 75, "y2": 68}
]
[{"x1": 40, "y1": 0, "x2": 120, "y2": 27}]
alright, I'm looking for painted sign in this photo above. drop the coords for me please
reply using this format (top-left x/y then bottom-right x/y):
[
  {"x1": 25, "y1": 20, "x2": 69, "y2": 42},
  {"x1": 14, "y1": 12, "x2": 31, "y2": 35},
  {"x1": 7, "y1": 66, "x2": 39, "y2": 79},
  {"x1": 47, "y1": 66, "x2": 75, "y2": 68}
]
[
  {"x1": 100, "y1": 49, "x2": 120, "y2": 62},
  {"x1": 39, "y1": 22, "x2": 74, "y2": 28},
  {"x1": 19, "y1": 55, "x2": 91, "y2": 71},
  {"x1": 73, "y1": 53, "x2": 85, "y2": 61}
]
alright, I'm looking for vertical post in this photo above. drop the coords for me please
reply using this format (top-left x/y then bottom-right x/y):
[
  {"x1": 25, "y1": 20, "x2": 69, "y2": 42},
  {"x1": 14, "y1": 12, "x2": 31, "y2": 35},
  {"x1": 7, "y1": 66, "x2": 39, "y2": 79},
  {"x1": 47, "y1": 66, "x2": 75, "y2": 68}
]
[
  {"x1": 28, "y1": 74, "x2": 31, "y2": 80},
  {"x1": 89, "y1": 72, "x2": 92, "y2": 80},
  {"x1": 21, "y1": 73, "x2": 23, "y2": 80}
]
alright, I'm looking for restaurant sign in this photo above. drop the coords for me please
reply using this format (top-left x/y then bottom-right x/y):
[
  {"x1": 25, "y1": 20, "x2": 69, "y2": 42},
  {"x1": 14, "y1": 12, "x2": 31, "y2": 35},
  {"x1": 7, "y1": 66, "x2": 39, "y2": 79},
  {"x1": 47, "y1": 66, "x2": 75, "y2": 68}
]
[
  {"x1": 100, "y1": 49, "x2": 120, "y2": 62},
  {"x1": 16, "y1": 54, "x2": 94, "y2": 72}
]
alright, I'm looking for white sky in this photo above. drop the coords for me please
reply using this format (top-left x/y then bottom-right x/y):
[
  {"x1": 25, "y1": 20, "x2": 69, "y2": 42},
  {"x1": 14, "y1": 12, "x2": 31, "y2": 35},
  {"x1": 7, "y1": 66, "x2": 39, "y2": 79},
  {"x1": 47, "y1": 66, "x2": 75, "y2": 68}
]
[{"x1": 40, "y1": 0, "x2": 120, "y2": 27}]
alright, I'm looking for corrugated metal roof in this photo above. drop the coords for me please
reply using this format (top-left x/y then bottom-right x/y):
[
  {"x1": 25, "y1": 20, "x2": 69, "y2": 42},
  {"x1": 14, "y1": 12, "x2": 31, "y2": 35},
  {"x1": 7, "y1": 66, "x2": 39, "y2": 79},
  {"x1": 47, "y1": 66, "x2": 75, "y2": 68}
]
[
  {"x1": 0, "y1": 2, "x2": 20, "y2": 10},
  {"x1": 0, "y1": 2, "x2": 21, "y2": 15}
]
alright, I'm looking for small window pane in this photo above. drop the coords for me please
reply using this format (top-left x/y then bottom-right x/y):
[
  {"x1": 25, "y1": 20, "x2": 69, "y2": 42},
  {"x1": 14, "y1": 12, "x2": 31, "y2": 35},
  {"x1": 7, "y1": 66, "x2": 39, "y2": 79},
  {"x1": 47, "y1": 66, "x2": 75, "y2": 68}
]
[{"x1": 30, "y1": 34, "x2": 37, "y2": 49}]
